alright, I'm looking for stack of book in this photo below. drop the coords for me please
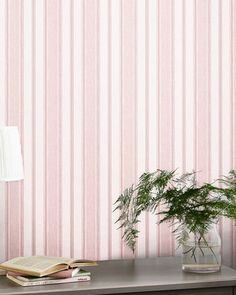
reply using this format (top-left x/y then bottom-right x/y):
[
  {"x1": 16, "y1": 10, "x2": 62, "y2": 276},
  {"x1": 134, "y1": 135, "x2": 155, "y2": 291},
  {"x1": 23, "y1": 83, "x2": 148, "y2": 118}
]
[{"x1": 0, "y1": 256, "x2": 97, "y2": 287}]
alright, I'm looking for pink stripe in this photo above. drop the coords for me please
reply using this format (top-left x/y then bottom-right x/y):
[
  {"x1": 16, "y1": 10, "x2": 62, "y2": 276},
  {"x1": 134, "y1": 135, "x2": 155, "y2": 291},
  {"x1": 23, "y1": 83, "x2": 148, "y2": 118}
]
[
  {"x1": 158, "y1": 0, "x2": 173, "y2": 256},
  {"x1": 44, "y1": 0, "x2": 47, "y2": 256},
  {"x1": 83, "y1": 0, "x2": 99, "y2": 260},
  {"x1": 145, "y1": 0, "x2": 149, "y2": 258},
  {"x1": 121, "y1": 0, "x2": 136, "y2": 259},
  {"x1": 32, "y1": 0, "x2": 36, "y2": 255},
  {"x1": 96, "y1": 0, "x2": 100, "y2": 261},
  {"x1": 194, "y1": 0, "x2": 197, "y2": 170},
  {"x1": 208, "y1": 0, "x2": 211, "y2": 182},
  {"x1": 82, "y1": 0, "x2": 85, "y2": 259},
  {"x1": 5, "y1": 0, "x2": 8, "y2": 260},
  {"x1": 120, "y1": 0, "x2": 123, "y2": 259},
  {"x1": 230, "y1": 0, "x2": 234, "y2": 267},
  {"x1": 70, "y1": 0, "x2": 74, "y2": 258},
  {"x1": 218, "y1": 0, "x2": 222, "y2": 179},
  {"x1": 171, "y1": 0, "x2": 175, "y2": 172},
  {"x1": 171, "y1": 0, "x2": 175, "y2": 256},
  {"x1": 156, "y1": 0, "x2": 160, "y2": 257},
  {"x1": 232, "y1": 0, "x2": 236, "y2": 268},
  {"x1": 232, "y1": 0, "x2": 236, "y2": 169},
  {"x1": 20, "y1": 0, "x2": 24, "y2": 257},
  {"x1": 108, "y1": 0, "x2": 112, "y2": 260},
  {"x1": 230, "y1": 1, "x2": 233, "y2": 169},
  {"x1": 134, "y1": 0, "x2": 137, "y2": 260},
  {"x1": 58, "y1": 0, "x2": 62, "y2": 258},
  {"x1": 218, "y1": 0, "x2": 223, "y2": 243},
  {"x1": 6, "y1": 0, "x2": 23, "y2": 259},
  {"x1": 195, "y1": 0, "x2": 210, "y2": 183},
  {"x1": 45, "y1": 0, "x2": 61, "y2": 256},
  {"x1": 182, "y1": 0, "x2": 186, "y2": 172}
]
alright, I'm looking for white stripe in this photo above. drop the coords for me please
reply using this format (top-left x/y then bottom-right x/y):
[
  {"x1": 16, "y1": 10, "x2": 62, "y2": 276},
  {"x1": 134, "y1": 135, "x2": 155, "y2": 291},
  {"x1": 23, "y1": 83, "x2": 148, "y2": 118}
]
[
  {"x1": 174, "y1": 0, "x2": 183, "y2": 173},
  {"x1": 73, "y1": 0, "x2": 83, "y2": 258},
  {"x1": 148, "y1": 0, "x2": 157, "y2": 257},
  {"x1": 184, "y1": 0, "x2": 194, "y2": 171},
  {"x1": 23, "y1": 0, "x2": 33, "y2": 256},
  {"x1": 111, "y1": 0, "x2": 121, "y2": 259},
  {"x1": 221, "y1": 0, "x2": 231, "y2": 175},
  {"x1": 61, "y1": 0, "x2": 71, "y2": 257},
  {"x1": 35, "y1": 0, "x2": 45, "y2": 255},
  {"x1": 0, "y1": 0, "x2": 5, "y2": 124},
  {"x1": 0, "y1": 0, "x2": 6, "y2": 262},
  {"x1": 99, "y1": 0, "x2": 109, "y2": 260},
  {"x1": 221, "y1": 0, "x2": 231, "y2": 267},
  {"x1": 174, "y1": 0, "x2": 184, "y2": 256},
  {"x1": 136, "y1": 0, "x2": 146, "y2": 257},
  {"x1": 210, "y1": 0, "x2": 220, "y2": 181}
]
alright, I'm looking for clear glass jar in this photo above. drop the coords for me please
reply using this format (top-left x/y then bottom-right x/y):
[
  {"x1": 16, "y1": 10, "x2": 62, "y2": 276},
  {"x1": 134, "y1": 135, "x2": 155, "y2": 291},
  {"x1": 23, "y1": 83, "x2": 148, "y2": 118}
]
[{"x1": 182, "y1": 223, "x2": 221, "y2": 273}]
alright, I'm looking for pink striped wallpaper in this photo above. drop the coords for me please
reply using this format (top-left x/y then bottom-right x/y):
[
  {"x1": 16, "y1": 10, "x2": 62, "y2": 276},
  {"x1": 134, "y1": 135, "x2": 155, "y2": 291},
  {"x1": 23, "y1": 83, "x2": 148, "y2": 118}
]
[{"x1": 0, "y1": 0, "x2": 236, "y2": 268}]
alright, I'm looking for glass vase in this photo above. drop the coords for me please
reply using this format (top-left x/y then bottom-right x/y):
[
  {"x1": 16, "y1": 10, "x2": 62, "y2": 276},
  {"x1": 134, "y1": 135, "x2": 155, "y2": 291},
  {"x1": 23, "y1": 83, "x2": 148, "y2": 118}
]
[{"x1": 182, "y1": 223, "x2": 221, "y2": 273}]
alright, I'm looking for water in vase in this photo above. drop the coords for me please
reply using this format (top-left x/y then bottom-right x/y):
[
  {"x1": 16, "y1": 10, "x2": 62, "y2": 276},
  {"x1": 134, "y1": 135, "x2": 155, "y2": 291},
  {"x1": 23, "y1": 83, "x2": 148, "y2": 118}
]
[{"x1": 182, "y1": 242, "x2": 221, "y2": 273}]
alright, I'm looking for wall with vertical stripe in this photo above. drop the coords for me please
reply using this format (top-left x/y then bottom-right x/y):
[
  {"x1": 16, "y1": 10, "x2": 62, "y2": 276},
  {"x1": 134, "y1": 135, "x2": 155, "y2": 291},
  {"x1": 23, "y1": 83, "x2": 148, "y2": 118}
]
[{"x1": 0, "y1": 0, "x2": 236, "y2": 267}]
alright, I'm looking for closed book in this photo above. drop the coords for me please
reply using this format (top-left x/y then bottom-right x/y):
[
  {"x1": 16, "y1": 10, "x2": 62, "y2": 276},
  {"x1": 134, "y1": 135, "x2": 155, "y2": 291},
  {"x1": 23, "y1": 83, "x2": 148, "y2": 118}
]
[
  {"x1": 48, "y1": 268, "x2": 85, "y2": 279},
  {"x1": 6, "y1": 273, "x2": 91, "y2": 287},
  {"x1": 7, "y1": 269, "x2": 90, "y2": 282},
  {"x1": 8, "y1": 268, "x2": 90, "y2": 280}
]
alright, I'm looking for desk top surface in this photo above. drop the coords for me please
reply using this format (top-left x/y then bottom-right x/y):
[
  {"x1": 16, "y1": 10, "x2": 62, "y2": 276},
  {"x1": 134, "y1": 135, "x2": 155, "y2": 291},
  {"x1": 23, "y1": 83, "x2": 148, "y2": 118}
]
[{"x1": 0, "y1": 256, "x2": 236, "y2": 295}]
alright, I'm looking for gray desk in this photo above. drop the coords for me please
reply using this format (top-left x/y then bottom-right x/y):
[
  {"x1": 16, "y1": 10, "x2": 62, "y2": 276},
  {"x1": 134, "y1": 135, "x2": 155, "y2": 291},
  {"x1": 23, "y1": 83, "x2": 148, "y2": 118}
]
[{"x1": 0, "y1": 257, "x2": 236, "y2": 295}]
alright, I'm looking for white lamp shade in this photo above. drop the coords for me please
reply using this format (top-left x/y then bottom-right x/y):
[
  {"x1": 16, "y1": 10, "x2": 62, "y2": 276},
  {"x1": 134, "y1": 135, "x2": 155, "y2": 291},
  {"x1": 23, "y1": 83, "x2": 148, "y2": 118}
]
[{"x1": 0, "y1": 126, "x2": 24, "y2": 181}]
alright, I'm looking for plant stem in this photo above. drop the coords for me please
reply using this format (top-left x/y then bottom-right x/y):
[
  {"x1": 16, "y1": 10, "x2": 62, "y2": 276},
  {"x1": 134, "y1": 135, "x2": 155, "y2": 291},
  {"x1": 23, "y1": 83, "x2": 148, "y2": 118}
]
[
  {"x1": 191, "y1": 247, "x2": 197, "y2": 262},
  {"x1": 201, "y1": 235, "x2": 219, "y2": 264},
  {"x1": 197, "y1": 236, "x2": 205, "y2": 256}
]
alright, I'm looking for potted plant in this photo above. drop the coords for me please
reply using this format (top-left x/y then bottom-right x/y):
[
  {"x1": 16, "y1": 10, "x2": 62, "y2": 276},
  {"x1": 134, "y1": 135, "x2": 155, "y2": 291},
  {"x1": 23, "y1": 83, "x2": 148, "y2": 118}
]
[{"x1": 114, "y1": 169, "x2": 236, "y2": 273}]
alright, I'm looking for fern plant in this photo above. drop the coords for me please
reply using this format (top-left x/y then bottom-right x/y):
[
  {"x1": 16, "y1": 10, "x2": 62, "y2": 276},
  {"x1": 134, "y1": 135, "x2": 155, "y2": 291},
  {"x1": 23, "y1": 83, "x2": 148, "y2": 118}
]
[{"x1": 114, "y1": 169, "x2": 236, "y2": 252}]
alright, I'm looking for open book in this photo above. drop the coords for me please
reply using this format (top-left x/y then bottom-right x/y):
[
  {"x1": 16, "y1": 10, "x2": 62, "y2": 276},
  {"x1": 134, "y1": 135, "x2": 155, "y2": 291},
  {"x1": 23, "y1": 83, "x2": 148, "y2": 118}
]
[{"x1": 0, "y1": 256, "x2": 97, "y2": 277}]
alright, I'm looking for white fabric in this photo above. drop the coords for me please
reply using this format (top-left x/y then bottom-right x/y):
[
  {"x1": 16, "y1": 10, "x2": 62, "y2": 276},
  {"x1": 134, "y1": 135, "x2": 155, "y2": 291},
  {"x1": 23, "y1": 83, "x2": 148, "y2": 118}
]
[{"x1": 0, "y1": 126, "x2": 24, "y2": 181}]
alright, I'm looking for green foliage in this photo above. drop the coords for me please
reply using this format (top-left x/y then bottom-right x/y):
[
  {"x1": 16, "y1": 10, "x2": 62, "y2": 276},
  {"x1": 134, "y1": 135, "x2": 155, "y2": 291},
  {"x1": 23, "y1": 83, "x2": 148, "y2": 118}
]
[{"x1": 114, "y1": 169, "x2": 236, "y2": 252}]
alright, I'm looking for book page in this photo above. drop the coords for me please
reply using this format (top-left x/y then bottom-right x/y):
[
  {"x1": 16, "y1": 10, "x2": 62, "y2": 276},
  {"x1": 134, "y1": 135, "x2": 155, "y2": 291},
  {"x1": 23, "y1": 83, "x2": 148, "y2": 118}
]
[
  {"x1": 1, "y1": 256, "x2": 71, "y2": 272},
  {"x1": 69, "y1": 259, "x2": 97, "y2": 267}
]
